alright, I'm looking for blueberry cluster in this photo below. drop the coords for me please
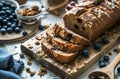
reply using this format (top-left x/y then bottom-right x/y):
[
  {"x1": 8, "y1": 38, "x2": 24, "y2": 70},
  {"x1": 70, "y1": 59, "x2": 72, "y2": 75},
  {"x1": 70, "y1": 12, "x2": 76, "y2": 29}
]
[
  {"x1": 0, "y1": 1, "x2": 22, "y2": 35},
  {"x1": 99, "y1": 55, "x2": 110, "y2": 68}
]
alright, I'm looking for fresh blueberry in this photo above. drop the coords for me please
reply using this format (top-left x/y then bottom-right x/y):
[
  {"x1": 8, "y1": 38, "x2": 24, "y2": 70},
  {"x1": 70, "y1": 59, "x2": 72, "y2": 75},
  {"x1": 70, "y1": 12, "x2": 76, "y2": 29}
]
[
  {"x1": 6, "y1": 17, "x2": 10, "y2": 21},
  {"x1": 9, "y1": 15, "x2": 14, "y2": 21},
  {"x1": 66, "y1": 34, "x2": 73, "y2": 41},
  {"x1": 0, "y1": 26, "x2": 2, "y2": 29},
  {"x1": 81, "y1": 49, "x2": 89, "y2": 57},
  {"x1": 14, "y1": 19, "x2": 19, "y2": 24},
  {"x1": 99, "y1": 59, "x2": 105, "y2": 64},
  {"x1": 11, "y1": 24, "x2": 16, "y2": 29},
  {"x1": 6, "y1": 10, "x2": 12, "y2": 16},
  {"x1": 14, "y1": 27, "x2": 20, "y2": 33},
  {"x1": 93, "y1": 42, "x2": 101, "y2": 50},
  {"x1": 0, "y1": 28, "x2": 6, "y2": 34},
  {"x1": 5, "y1": 7, "x2": 10, "y2": 10},
  {"x1": 3, "y1": 19, "x2": 7, "y2": 25},
  {"x1": 7, "y1": 27, "x2": 13, "y2": 33},
  {"x1": 11, "y1": 5, "x2": 16, "y2": 10},
  {"x1": 10, "y1": 9, "x2": 14, "y2": 13},
  {"x1": 7, "y1": 22, "x2": 12, "y2": 27},
  {"x1": 99, "y1": 62, "x2": 106, "y2": 68},
  {"x1": 22, "y1": 30, "x2": 28, "y2": 36},
  {"x1": 103, "y1": 56, "x2": 110, "y2": 62},
  {"x1": 0, "y1": 17, "x2": 3, "y2": 23},
  {"x1": 18, "y1": 24, "x2": 23, "y2": 29},
  {"x1": 0, "y1": 3, "x2": 3, "y2": 9},
  {"x1": 117, "y1": 67, "x2": 120, "y2": 73},
  {"x1": 102, "y1": 37, "x2": 109, "y2": 44},
  {"x1": 39, "y1": 25, "x2": 45, "y2": 30},
  {"x1": 5, "y1": 3, "x2": 11, "y2": 7},
  {"x1": 2, "y1": 7, "x2": 6, "y2": 10},
  {"x1": 51, "y1": 48, "x2": 57, "y2": 50},
  {"x1": 1, "y1": 1, "x2": 5, "y2": 6},
  {"x1": 0, "y1": 11, "x2": 5, "y2": 15},
  {"x1": 3, "y1": 26, "x2": 8, "y2": 29},
  {"x1": 12, "y1": 13, "x2": 17, "y2": 18}
]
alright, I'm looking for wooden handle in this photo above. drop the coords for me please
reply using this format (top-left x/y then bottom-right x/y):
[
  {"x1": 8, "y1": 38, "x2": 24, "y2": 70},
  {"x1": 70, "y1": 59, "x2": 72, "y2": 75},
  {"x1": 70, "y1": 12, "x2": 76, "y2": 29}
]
[{"x1": 109, "y1": 52, "x2": 120, "y2": 69}]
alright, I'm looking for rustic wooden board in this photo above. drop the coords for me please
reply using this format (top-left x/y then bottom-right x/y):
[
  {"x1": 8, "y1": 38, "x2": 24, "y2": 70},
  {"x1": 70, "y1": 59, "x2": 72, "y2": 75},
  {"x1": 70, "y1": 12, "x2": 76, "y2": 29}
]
[
  {"x1": 21, "y1": 25, "x2": 120, "y2": 79},
  {"x1": 0, "y1": 22, "x2": 40, "y2": 43}
]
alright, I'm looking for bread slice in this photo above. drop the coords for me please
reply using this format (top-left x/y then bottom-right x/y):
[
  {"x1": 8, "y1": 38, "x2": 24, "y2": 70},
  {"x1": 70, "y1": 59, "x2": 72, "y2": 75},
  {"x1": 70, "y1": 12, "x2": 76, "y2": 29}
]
[
  {"x1": 53, "y1": 23, "x2": 89, "y2": 45},
  {"x1": 41, "y1": 39, "x2": 77, "y2": 63},
  {"x1": 46, "y1": 28, "x2": 84, "y2": 52}
]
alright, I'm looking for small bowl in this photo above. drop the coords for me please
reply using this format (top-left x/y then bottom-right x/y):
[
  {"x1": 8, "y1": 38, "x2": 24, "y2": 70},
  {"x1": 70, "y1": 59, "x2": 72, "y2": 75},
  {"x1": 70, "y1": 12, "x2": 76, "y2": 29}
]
[{"x1": 15, "y1": 4, "x2": 41, "y2": 25}]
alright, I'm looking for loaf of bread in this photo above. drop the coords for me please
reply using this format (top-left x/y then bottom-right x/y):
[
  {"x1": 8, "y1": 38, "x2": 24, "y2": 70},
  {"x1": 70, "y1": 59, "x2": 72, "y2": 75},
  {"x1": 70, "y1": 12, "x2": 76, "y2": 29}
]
[
  {"x1": 63, "y1": 0, "x2": 120, "y2": 41},
  {"x1": 53, "y1": 22, "x2": 89, "y2": 45},
  {"x1": 46, "y1": 28, "x2": 85, "y2": 52},
  {"x1": 41, "y1": 39, "x2": 77, "y2": 63}
]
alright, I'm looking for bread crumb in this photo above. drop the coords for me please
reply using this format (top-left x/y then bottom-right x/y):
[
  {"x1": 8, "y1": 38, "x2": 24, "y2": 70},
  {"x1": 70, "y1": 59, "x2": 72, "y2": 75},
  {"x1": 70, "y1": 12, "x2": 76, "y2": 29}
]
[
  {"x1": 108, "y1": 52, "x2": 112, "y2": 55},
  {"x1": 19, "y1": 53, "x2": 24, "y2": 59}
]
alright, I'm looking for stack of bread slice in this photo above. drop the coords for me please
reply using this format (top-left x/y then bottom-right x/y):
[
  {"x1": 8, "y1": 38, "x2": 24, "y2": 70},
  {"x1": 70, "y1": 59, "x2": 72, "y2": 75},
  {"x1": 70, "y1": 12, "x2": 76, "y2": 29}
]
[
  {"x1": 41, "y1": 23, "x2": 89, "y2": 63},
  {"x1": 41, "y1": 0, "x2": 120, "y2": 63}
]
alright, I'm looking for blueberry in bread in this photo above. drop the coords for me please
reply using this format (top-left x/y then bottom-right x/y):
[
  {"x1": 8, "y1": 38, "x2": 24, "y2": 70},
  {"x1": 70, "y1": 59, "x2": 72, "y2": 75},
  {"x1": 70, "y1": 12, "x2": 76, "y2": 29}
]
[
  {"x1": 41, "y1": 39, "x2": 77, "y2": 63},
  {"x1": 53, "y1": 23, "x2": 89, "y2": 45},
  {"x1": 63, "y1": 0, "x2": 120, "y2": 41},
  {"x1": 46, "y1": 28, "x2": 85, "y2": 52}
]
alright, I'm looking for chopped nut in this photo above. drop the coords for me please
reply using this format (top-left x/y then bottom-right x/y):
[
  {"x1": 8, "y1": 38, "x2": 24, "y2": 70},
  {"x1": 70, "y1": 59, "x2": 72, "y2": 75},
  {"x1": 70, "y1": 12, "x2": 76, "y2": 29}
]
[
  {"x1": 34, "y1": 41, "x2": 40, "y2": 45},
  {"x1": 30, "y1": 71, "x2": 36, "y2": 77},
  {"x1": 38, "y1": 67, "x2": 47, "y2": 76},
  {"x1": 19, "y1": 53, "x2": 24, "y2": 59},
  {"x1": 27, "y1": 60, "x2": 32, "y2": 66},
  {"x1": 26, "y1": 67, "x2": 31, "y2": 73},
  {"x1": 28, "y1": 56, "x2": 32, "y2": 61},
  {"x1": 28, "y1": 44, "x2": 33, "y2": 49}
]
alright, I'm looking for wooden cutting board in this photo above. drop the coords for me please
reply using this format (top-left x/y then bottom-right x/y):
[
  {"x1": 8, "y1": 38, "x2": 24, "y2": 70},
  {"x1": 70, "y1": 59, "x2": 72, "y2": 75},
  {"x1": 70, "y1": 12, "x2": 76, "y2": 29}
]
[
  {"x1": 21, "y1": 25, "x2": 120, "y2": 79},
  {"x1": 0, "y1": 22, "x2": 40, "y2": 43}
]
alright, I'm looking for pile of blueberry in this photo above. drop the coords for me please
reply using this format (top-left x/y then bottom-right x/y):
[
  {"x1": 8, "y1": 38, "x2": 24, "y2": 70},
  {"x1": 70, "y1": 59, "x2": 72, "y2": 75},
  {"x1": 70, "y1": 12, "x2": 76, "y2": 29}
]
[{"x1": 0, "y1": 1, "x2": 23, "y2": 35}]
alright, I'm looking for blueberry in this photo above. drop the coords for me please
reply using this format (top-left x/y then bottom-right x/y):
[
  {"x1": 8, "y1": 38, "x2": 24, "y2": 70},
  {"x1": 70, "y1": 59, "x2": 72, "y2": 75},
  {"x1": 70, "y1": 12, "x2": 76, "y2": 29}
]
[
  {"x1": 93, "y1": 42, "x2": 101, "y2": 50},
  {"x1": 99, "y1": 62, "x2": 106, "y2": 68},
  {"x1": 1, "y1": 1, "x2": 5, "y2": 6},
  {"x1": 66, "y1": 34, "x2": 73, "y2": 41},
  {"x1": 81, "y1": 49, "x2": 89, "y2": 57},
  {"x1": 74, "y1": 25, "x2": 79, "y2": 29},
  {"x1": 5, "y1": 3, "x2": 11, "y2": 7},
  {"x1": 39, "y1": 25, "x2": 45, "y2": 30},
  {"x1": 102, "y1": 37, "x2": 109, "y2": 44},
  {"x1": 14, "y1": 19, "x2": 19, "y2": 24},
  {"x1": 117, "y1": 67, "x2": 120, "y2": 73},
  {"x1": 77, "y1": 18, "x2": 82, "y2": 23},
  {"x1": 6, "y1": 10, "x2": 12, "y2": 16},
  {"x1": 2, "y1": 7, "x2": 6, "y2": 10},
  {"x1": 5, "y1": 7, "x2": 10, "y2": 10},
  {"x1": 3, "y1": 19, "x2": 7, "y2": 25},
  {"x1": 0, "y1": 3, "x2": 3, "y2": 9},
  {"x1": 7, "y1": 27, "x2": 13, "y2": 33},
  {"x1": 51, "y1": 48, "x2": 57, "y2": 50},
  {"x1": 11, "y1": 5, "x2": 16, "y2": 10},
  {"x1": 103, "y1": 56, "x2": 110, "y2": 62},
  {"x1": 99, "y1": 59, "x2": 105, "y2": 64},
  {"x1": 14, "y1": 27, "x2": 20, "y2": 33},
  {"x1": 7, "y1": 22, "x2": 12, "y2": 27},
  {"x1": 0, "y1": 17, "x2": 3, "y2": 23},
  {"x1": 9, "y1": 15, "x2": 14, "y2": 21},
  {"x1": 22, "y1": 30, "x2": 28, "y2": 36},
  {"x1": 54, "y1": 34, "x2": 59, "y2": 38},
  {"x1": 0, "y1": 28, "x2": 6, "y2": 34},
  {"x1": 0, "y1": 11, "x2": 5, "y2": 15},
  {"x1": 0, "y1": 26, "x2": 2, "y2": 29},
  {"x1": 10, "y1": 9, "x2": 14, "y2": 13},
  {"x1": 3, "y1": 26, "x2": 8, "y2": 29},
  {"x1": 11, "y1": 24, "x2": 16, "y2": 29},
  {"x1": 18, "y1": 24, "x2": 23, "y2": 29},
  {"x1": 12, "y1": 13, "x2": 17, "y2": 18},
  {"x1": 6, "y1": 17, "x2": 10, "y2": 21}
]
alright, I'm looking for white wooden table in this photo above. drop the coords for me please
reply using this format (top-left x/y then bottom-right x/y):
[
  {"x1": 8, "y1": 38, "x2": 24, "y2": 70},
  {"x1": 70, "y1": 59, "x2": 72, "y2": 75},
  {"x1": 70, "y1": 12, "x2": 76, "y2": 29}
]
[{"x1": 0, "y1": 0, "x2": 120, "y2": 79}]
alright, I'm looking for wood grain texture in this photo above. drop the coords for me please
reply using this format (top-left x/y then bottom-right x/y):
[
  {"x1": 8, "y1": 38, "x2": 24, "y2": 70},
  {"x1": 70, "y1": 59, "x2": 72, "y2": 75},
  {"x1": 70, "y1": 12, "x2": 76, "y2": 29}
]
[
  {"x1": 0, "y1": 22, "x2": 40, "y2": 43},
  {"x1": 21, "y1": 25, "x2": 120, "y2": 79}
]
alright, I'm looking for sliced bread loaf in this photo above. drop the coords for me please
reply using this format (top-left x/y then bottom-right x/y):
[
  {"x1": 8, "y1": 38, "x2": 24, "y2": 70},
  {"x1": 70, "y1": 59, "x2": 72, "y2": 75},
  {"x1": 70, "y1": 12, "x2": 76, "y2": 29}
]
[
  {"x1": 41, "y1": 39, "x2": 77, "y2": 63},
  {"x1": 46, "y1": 28, "x2": 84, "y2": 52},
  {"x1": 63, "y1": 0, "x2": 120, "y2": 41},
  {"x1": 53, "y1": 22, "x2": 89, "y2": 45}
]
